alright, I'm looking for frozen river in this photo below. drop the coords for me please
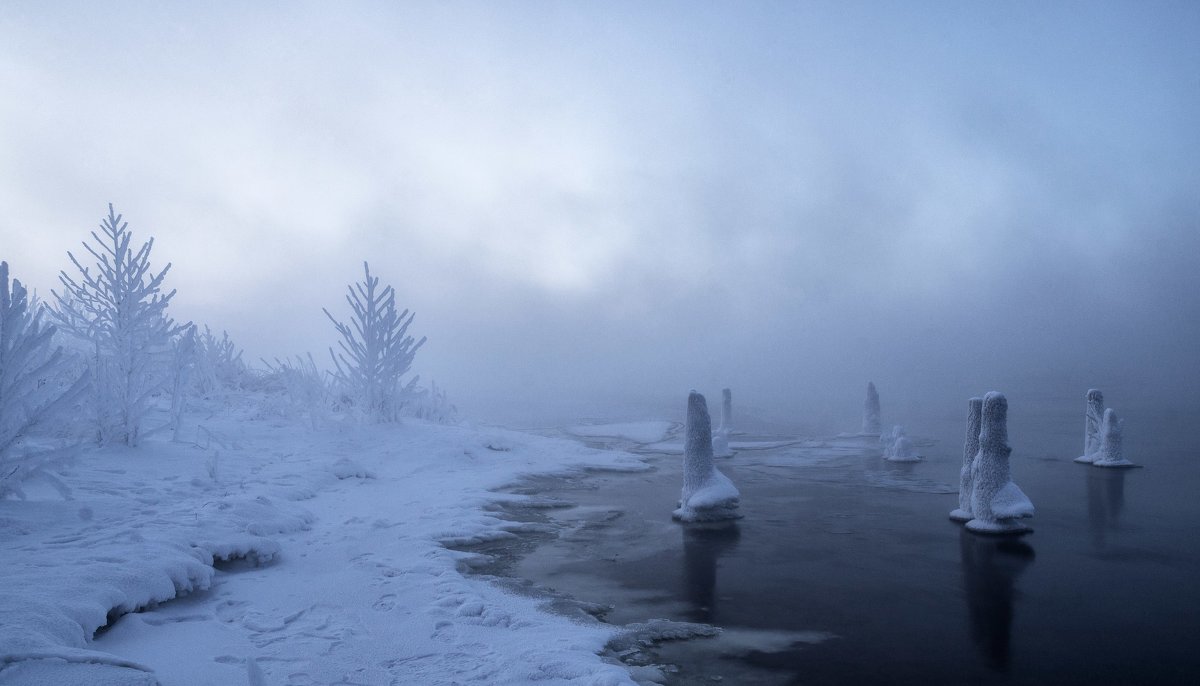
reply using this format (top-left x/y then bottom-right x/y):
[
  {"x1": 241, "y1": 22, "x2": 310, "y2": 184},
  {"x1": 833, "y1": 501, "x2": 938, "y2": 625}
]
[{"x1": 469, "y1": 398, "x2": 1200, "y2": 685}]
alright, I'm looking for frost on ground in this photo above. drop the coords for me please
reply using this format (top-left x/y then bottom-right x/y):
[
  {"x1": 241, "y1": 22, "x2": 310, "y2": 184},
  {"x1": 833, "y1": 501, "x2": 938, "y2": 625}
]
[{"x1": 0, "y1": 397, "x2": 650, "y2": 686}]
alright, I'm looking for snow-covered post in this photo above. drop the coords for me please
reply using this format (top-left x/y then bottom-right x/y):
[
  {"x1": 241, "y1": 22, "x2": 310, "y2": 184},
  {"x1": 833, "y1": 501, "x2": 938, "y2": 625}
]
[
  {"x1": 950, "y1": 397, "x2": 984, "y2": 522},
  {"x1": 719, "y1": 388, "x2": 732, "y2": 433},
  {"x1": 1, "y1": 261, "x2": 88, "y2": 498},
  {"x1": 50, "y1": 204, "x2": 187, "y2": 445},
  {"x1": 674, "y1": 391, "x2": 740, "y2": 522},
  {"x1": 1075, "y1": 389, "x2": 1105, "y2": 463},
  {"x1": 862, "y1": 382, "x2": 881, "y2": 436},
  {"x1": 885, "y1": 426, "x2": 920, "y2": 462},
  {"x1": 324, "y1": 262, "x2": 426, "y2": 423},
  {"x1": 711, "y1": 388, "x2": 734, "y2": 458},
  {"x1": 1093, "y1": 408, "x2": 1136, "y2": 468},
  {"x1": 966, "y1": 392, "x2": 1034, "y2": 535}
]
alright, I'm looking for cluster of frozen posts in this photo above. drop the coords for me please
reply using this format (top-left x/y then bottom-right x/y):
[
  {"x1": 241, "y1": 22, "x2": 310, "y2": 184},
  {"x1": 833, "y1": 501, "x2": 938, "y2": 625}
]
[{"x1": 671, "y1": 385, "x2": 1139, "y2": 536}]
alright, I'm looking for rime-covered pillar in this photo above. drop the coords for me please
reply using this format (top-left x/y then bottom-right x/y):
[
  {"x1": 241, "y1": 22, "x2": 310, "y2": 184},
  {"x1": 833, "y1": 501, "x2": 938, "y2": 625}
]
[
  {"x1": 863, "y1": 382, "x2": 881, "y2": 436},
  {"x1": 675, "y1": 390, "x2": 740, "y2": 522},
  {"x1": 950, "y1": 397, "x2": 984, "y2": 522},
  {"x1": 966, "y1": 392, "x2": 1034, "y2": 535},
  {"x1": 1093, "y1": 408, "x2": 1135, "y2": 468},
  {"x1": 1075, "y1": 389, "x2": 1105, "y2": 463},
  {"x1": 720, "y1": 388, "x2": 733, "y2": 433},
  {"x1": 682, "y1": 391, "x2": 716, "y2": 504}
]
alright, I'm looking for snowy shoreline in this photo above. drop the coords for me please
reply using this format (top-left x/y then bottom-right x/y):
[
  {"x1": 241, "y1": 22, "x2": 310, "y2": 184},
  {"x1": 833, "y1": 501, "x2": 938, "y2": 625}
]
[{"x1": 1, "y1": 404, "x2": 660, "y2": 686}]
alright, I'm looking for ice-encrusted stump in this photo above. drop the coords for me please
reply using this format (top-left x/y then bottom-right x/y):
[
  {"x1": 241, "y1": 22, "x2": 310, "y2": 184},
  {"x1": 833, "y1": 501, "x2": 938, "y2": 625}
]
[
  {"x1": 886, "y1": 429, "x2": 920, "y2": 463},
  {"x1": 950, "y1": 397, "x2": 984, "y2": 522},
  {"x1": 719, "y1": 388, "x2": 733, "y2": 433},
  {"x1": 712, "y1": 430, "x2": 733, "y2": 458},
  {"x1": 674, "y1": 391, "x2": 740, "y2": 523},
  {"x1": 1093, "y1": 408, "x2": 1137, "y2": 468},
  {"x1": 712, "y1": 388, "x2": 734, "y2": 457},
  {"x1": 881, "y1": 424, "x2": 904, "y2": 459},
  {"x1": 1074, "y1": 389, "x2": 1105, "y2": 463},
  {"x1": 966, "y1": 392, "x2": 1034, "y2": 535},
  {"x1": 863, "y1": 382, "x2": 882, "y2": 436}
]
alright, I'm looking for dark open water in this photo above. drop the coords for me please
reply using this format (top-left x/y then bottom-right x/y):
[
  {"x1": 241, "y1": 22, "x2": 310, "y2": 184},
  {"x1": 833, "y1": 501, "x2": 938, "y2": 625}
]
[{"x1": 483, "y1": 392, "x2": 1200, "y2": 685}]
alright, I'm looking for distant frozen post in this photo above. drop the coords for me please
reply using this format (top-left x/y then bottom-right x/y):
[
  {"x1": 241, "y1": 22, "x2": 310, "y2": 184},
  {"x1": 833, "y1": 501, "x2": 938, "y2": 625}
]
[
  {"x1": 719, "y1": 388, "x2": 733, "y2": 433},
  {"x1": 712, "y1": 388, "x2": 735, "y2": 458},
  {"x1": 1074, "y1": 389, "x2": 1104, "y2": 463},
  {"x1": 884, "y1": 425, "x2": 919, "y2": 462},
  {"x1": 863, "y1": 382, "x2": 881, "y2": 436},
  {"x1": 1093, "y1": 408, "x2": 1136, "y2": 468},
  {"x1": 950, "y1": 397, "x2": 984, "y2": 522},
  {"x1": 966, "y1": 392, "x2": 1034, "y2": 535},
  {"x1": 674, "y1": 391, "x2": 741, "y2": 522}
]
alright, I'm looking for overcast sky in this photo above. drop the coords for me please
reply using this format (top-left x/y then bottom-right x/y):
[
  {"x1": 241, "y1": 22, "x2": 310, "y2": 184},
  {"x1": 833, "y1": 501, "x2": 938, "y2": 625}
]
[{"x1": 2, "y1": 1, "x2": 1198, "y2": 426}]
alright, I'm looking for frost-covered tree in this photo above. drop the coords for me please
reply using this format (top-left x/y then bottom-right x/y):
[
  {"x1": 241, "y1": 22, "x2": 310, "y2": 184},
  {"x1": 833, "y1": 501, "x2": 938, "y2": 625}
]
[
  {"x1": 1, "y1": 261, "x2": 88, "y2": 498},
  {"x1": 195, "y1": 326, "x2": 247, "y2": 394},
  {"x1": 50, "y1": 204, "x2": 187, "y2": 446},
  {"x1": 323, "y1": 262, "x2": 426, "y2": 423}
]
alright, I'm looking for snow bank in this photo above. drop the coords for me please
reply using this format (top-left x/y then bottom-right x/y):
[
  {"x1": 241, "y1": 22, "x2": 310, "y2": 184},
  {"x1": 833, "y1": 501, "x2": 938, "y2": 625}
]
[{"x1": 1, "y1": 401, "x2": 650, "y2": 685}]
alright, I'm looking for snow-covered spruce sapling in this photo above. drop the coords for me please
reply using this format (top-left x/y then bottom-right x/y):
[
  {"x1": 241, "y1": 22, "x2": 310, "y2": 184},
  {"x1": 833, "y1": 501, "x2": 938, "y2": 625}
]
[
  {"x1": 966, "y1": 392, "x2": 1034, "y2": 535},
  {"x1": 1, "y1": 261, "x2": 88, "y2": 498},
  {"x1": 1075, "y1": 389, "x2": 1105, "y2": 464},
  {"x1": 168, "y1": 325, "x2": 197, "y2": 442},
  {"x1": 260, "y1": 354, "x2": 332, "y2": 430},
  {"x1": 863, "y1": 381, "x2": 881, "y2": 436},
  {"x1": 323, "y1": 262, "x2": 426, "y2": 423},
  {"x1": 674, "y1": 390, "x2": 740, "y2": 523},
  {"x1": 195, "y1": 325, "x2": 247, "y2": 394},
  {"x1": 950, "y1": 397, "x2": 984, "y2": 522},
  {"x1": 50, "y1": 204, "x2": 187, "y2": 446}
]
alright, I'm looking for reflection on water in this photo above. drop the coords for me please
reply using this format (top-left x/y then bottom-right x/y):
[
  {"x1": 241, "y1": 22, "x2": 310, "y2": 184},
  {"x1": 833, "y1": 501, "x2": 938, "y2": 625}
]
[
  {"x1": 959, "y1": 531, "x2": 1036, "y2": 673},
  {"x1": 1087, "y1": 467, "x2": 1128, "y2": 549},
  {"x1": 680, "y1": 521, "x2": 741, "y2": 623}
]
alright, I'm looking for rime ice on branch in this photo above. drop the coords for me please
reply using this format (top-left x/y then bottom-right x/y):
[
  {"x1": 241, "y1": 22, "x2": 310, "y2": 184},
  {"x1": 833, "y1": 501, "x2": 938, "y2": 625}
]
[
  {"x1": 950, "y1": 397, "x2": 984, "y2": 522},
  {"x1": 1, "y1": 261, "x2": 88, "y2": 498},
  {"x1": 1075, "y1": 389, "x2": 1105, "y2": 463},
  {"x1": 862, "y1": 382, "x2": 881, "y2": 436},
  {"x1": 674, "y1": 391, "x2": 740, "y2": 523},
  {"x1": 966, "y1": 392, "x2": 1034, "y2": 535},
  {"x1": 324, "y1": 262, "x2": 426, "y2": 423},
  {"x1": 1093, "y1": 408, "x2": 1136, "y2": 468},
  {"x1": 50, "y1": 204, "x2": 187, "y2": 446},
  {"x1": 712, "y1": 387, "x2": 734, "y2": 458}
]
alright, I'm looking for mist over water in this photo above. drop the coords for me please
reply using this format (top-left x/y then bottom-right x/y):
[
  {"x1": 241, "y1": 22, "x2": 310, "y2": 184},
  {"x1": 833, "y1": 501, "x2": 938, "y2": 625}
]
[{"x1": 3, "y1": 2, "x2": 1198, "y2": 431}]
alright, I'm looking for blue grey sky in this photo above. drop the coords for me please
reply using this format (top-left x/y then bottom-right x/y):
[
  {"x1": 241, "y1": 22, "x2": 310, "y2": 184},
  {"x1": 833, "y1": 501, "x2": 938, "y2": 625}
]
[{"x1": 2, "y1": 1, "x2": 1198, "y2": 424}]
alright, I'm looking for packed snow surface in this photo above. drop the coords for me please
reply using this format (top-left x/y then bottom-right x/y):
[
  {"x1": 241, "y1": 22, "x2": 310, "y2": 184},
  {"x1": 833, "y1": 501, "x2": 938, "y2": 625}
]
[{"x1": 0, "y1": 399, "x2": 650, "y2": 685}]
